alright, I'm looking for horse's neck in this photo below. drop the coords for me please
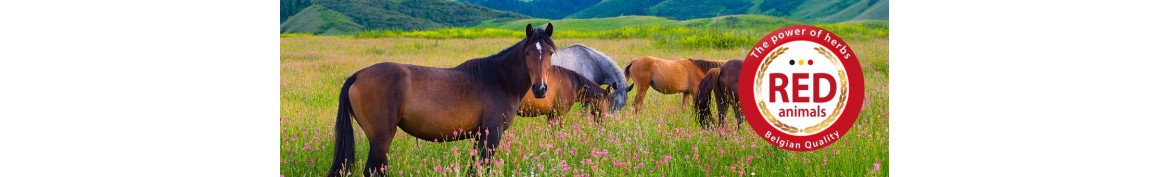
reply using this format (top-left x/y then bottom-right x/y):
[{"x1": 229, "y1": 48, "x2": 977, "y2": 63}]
[
  {"x1": 487, "y1": 46, "x2": 530, "y2": 97},
  {"x1": 566, "y1": 72, "x2": 602, "y2": 101}
]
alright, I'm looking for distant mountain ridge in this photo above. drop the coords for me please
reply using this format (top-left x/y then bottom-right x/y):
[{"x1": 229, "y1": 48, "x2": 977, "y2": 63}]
[
  {"x1": 458, "y1": 0, "x2": 603, "y2": 19},
  {"x1": 280, "y1": 0, "x2": 528, "y2": 34},
  {"x1": 279, "y1": 0, "x2": 888, "y2": 34},
  {"x1": 566, "y1": 0, "x2": 888, "y2": 22}
]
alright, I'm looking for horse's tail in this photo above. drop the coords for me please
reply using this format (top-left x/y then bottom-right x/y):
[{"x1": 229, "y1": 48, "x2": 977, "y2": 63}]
[
  {"x1": 624, "y1": 62, "x2": 632, "y2": 80},
  {"x1": 624, "y1": 62, "x2": 634, "y2": 92},
  {"x1": 328, "y1": 74, "x2": 359, "y2": 177},
  {"x1": 694, "y1": 68, "x2": 722, "y2": 128}
]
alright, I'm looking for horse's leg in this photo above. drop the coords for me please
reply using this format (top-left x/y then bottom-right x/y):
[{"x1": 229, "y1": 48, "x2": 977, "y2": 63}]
[
  {"x1": 349, "y1": 77, "x2": 402, "y2": 177},
  {"x1": 545, "y1": 112, "x2": 559, "y2": 127},
  {"x1": 680, "y1": 93, "x2": 691, "y2": 111},
  {"x1": 631, "y1": 81, "x2": 651, "y2": 113},
  {"x1": 469, "y1": 117, "x2": 507, "y2": 176},
  {"x1": 715, "y1": 92, "x2": 729, "y2": 127},
  {"x1": 734, "y1": 100, "x2": 745, "y2": 128},
  {"x1": 355, "y1": 104, "x2": 399, "y2": 176},
  {"x1": 362, "y1": 127, "x2": 396, "y2": 177}
]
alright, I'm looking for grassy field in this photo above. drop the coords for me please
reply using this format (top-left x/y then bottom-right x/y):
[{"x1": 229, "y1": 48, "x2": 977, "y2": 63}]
[
  {"x1": 281, "y1": 36, "x2": 888, "y2": 176},
  {"x1": 349, "y1": 18, "x2": 886, "y2": 50}
]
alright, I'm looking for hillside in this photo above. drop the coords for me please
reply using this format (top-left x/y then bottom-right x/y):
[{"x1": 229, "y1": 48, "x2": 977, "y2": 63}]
[
  {"x1": 565, "y1": 0, "x2": 663, "y2": 19},
  {"x1": 460, "y1": 0, "x2": 602, "y2": 19},
  {"x1": 279, "y1": 0, "x2": 529, "y2": 34},
  {"x1": 280, "y1": 0, "x2": 312, "y2": 23},
  {"x1": 475, "y1": 15, "x2": 803, "y2": 31},
  {"x1": 566, "y1": 0, "x2": 888, "y2": 22},
  {"x1": 280, "y1": 5, "x2": 364, "y2": 35}
]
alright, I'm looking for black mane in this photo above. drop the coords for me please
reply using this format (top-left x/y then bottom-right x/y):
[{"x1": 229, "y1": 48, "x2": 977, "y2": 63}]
[
  {"x1": 553, "y1": 66, "x2": 605, "y2": 100},
  {"x1": 689, "y1": 59, "x2": 723, "y2": 72},
  {"x1": 454, "y1": 26, "x2": 554, "y2": 97}
]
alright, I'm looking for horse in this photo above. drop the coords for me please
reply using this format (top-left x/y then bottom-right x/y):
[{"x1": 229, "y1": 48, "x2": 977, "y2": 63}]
[
  {"x1": 694, "y1": 59, "x2": 745, "y2": 128},
  {"x1": 623, "y1": 56, "x2": 724, "y2": 112},
  {"x1": 550, "y1": 44, "x2": 628, "y2": 112},
  {"x1": 518, "y1": 66, "x2": 612, "y2": 124},
  {"x1": 328, "y1": 23, "x2": 557, "y2": 177}
]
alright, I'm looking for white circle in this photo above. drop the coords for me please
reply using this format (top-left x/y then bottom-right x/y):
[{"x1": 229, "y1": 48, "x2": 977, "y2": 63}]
[{"x1": 753, "y1": 40, "x2": 847, "y2": 136}]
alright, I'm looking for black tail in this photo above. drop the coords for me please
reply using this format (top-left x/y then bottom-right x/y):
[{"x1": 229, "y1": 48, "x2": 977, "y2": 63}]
[
  {"x1": 328, "y1": 74, "x2": 359, "y2": 177},
  {"x1": 624, "y1": 63, "x2": 634, "y2": 92},
  {"x1": 624, "y1": 62, "x2": 632, "y2": 80},
  {"x1": 694, "y1": 69, "x2": 721, "y2": 128}
]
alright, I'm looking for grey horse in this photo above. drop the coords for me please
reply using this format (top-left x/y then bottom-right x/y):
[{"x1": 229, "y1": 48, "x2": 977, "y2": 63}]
[{"x1": 552, "y1": 44, "x2": 629, "y2": 111}]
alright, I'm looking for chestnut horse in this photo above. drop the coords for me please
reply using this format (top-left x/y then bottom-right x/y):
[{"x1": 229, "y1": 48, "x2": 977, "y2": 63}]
[
  {"x1": 328, "y1": 24, "x2": 557, "y2": 177},
  {"x1": 518, "y1": 66, "x2": 612, "y2": 124},
  {"x1": 623, "y1": 56, "x2": 724, "y2": 112},
  {"x1": 694, "y1": 59, "x2": 744, "y2": 128}
]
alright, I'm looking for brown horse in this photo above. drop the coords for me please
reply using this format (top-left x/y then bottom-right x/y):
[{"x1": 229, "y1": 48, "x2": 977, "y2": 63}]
[
  {"x1": 694, "y1": 59, "x2": 744, "y2": 128},
  {"x1": 623, "y1": 56, "x2": 724, "y2": 112},
  {"x1": 518, "y1": 66, "x2": 612, "y2": 124},
  {"x1": 328, "y1": 24, "x2": 556, "y2": 177}
]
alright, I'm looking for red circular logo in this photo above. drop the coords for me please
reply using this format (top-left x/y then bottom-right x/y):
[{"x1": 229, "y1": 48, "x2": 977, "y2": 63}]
[{"x1": 738, "y1": 25, "x2": 865, "y2": 151}]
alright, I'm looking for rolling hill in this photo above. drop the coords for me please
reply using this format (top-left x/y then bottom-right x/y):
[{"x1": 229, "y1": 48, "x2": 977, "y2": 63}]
[
  {"x1": 280, "y1": 0, "x2": 529, "y2": 34},
  {"x1": 459, "y1": 0, "x2": 603, "y2": 19},
  {"x1": 474, "y1": 15, "x2": 804, "y2": 32},
  {"x1": 280, "y1": 5, "x2": 365, "y2": 35},
  {"x1": 278, "y1": 0, "x2": 888, "y2": 34},
  {"x1": 566, "y1": 0, "x2": 887, "y2": 22}
]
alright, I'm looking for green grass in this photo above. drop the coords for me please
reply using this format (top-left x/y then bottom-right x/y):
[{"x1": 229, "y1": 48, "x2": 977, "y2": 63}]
[
  {"x1": 355, "y1": 17, "x2": 886, "y2": 50},
  {"x1": 281, "y1": 36, "x2": 888, "y2": 176}
]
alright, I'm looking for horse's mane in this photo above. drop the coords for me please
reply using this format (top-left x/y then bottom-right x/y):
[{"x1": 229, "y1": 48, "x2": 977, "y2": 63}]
[
  {"x1": 552, "y1": 66, "x2": 606, "y2": 100},
  {"x1": 455, "y1": 26, "x2": 555, "y2": 94},
  {"x1": 689, "y1": 59, "x2": 723, "y2": 72}
]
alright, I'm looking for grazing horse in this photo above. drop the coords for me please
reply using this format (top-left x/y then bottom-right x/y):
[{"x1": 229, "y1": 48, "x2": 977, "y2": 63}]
[
  {"x1": 518, "y1": 66, "x2": 612, "y2": 124},
  {"x1": 328, "y1": 24, "x2": 557, "y2": 177},
  {"x1": 694, "y1": 59, "x2": 745, "y2": 128},
  {"x1": 551, "y1": 44, "x2": 628, "y2": 111},
  {"x1": 624, "y1": 56, "x2": 724, "y2": 112}
]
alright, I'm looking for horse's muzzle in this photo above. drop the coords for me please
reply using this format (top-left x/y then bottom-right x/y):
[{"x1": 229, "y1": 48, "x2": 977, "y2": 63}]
[{"x1": 532, "y1": 84, "x2": 548, "y2": 98}]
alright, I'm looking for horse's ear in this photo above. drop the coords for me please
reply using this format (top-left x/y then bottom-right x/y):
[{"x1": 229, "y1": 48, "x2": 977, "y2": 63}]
[
  {"x1": 544, "y1": 23, "x2": 554, "y2": 37},
  {"x1": 525, "y1": 24, "x2": 534, "y2": 37}
]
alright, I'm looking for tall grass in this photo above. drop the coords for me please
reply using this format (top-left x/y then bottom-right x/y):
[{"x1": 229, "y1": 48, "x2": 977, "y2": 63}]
[
  {"x1": 350, "y1": 22, "x2": 887, "y2": 50},
  {"x1": 281, "y1": 37, "x2": 889, "y2": 176}
]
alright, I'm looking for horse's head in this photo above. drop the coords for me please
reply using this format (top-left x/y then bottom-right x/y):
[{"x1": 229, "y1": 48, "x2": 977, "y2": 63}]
[
  {"x1": 607, "y1": 83, "x2": 628, "y2": 112},
  {"x1": 523, "y1": 23, "x2": 556, "y2": 98}
]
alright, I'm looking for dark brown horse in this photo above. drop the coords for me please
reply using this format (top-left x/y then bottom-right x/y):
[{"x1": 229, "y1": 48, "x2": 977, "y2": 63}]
[
  {"x1": 694, "y1": 59, "x2": 744, "y2": 128},
  {"x1": 624, "y1": 56, "x2": 724, "y2": 112},
  {"x1": 328, "y1": 24, "x2": 556, "y2": 177},
  {"x1": 518, "y1": 66, "x2": 612, "y2": 124}
]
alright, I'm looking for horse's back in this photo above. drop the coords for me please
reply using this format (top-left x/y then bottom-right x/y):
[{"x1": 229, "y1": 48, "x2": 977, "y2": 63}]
[
  {"x1": 349, "y1": 62, "x2": 486, "y2": 141},
  {"x1": 719, "y1": 60, "x2": 744, "y2": 91},
  {"x1": 553, "y1": 45, "x2": 606, "y2": 79}
]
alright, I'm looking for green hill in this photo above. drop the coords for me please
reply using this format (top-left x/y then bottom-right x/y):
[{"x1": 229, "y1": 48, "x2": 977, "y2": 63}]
[
  {"x1": 459, "y1": 0, "x2": 602, "y2": 19},
  {"x1": 280, "y1": 5, "x2": 365, "y2": 35},
  {"x1": 280, "y1": 0, "x2": 312, "y2": 23},
  {"x1": 475, "y1": 15, "x2": 802, "y2": 31},
  {"x1": 566, "y1": 0, "x2": 663, "y2": 19},
  {"x1": 279, "y1": 0, "x2": 530, "y2": 34},
  {"x1": 566, "y1": 0, "x2": 887, "y2": 22}
]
